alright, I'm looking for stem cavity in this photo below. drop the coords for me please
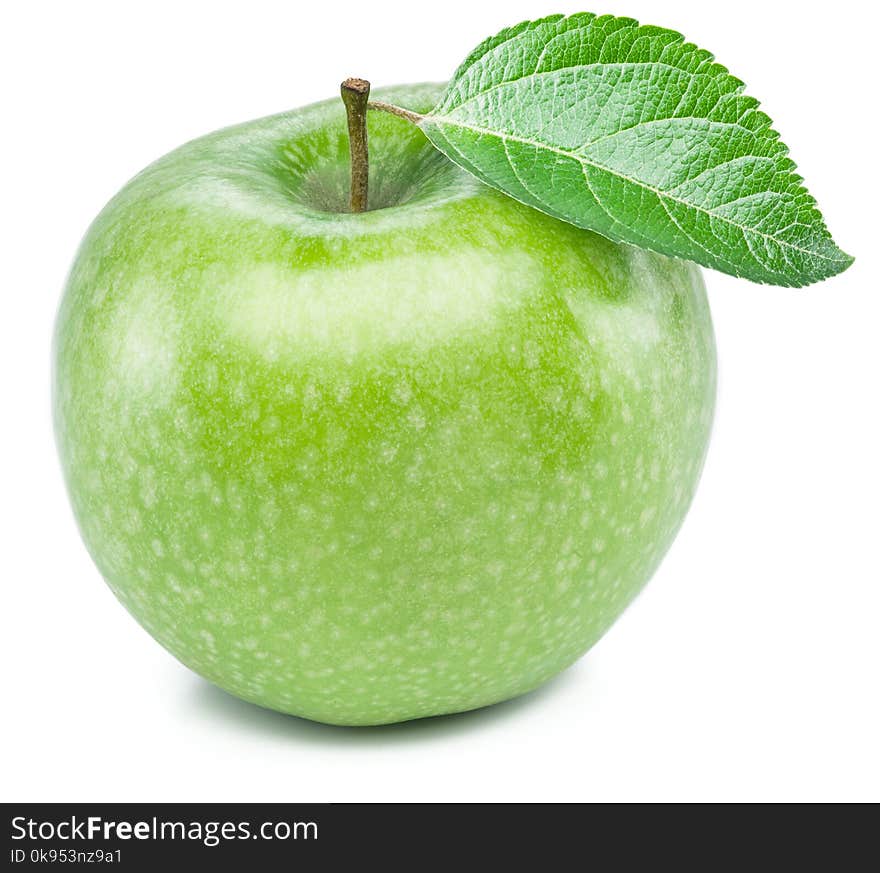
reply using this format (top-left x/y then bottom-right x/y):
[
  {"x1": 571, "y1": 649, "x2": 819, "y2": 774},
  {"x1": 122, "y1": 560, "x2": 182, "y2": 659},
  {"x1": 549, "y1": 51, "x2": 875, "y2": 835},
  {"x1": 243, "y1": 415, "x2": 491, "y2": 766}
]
[{"x1": 341, "y1": 77, "x2": 371, "y2": 213}]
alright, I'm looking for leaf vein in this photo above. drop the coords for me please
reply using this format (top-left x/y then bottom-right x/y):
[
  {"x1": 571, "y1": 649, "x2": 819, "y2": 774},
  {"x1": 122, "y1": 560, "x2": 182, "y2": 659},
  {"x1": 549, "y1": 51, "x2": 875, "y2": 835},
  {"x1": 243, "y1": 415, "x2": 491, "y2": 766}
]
[{"x1": 424, "y1": 116, "x2": 845, "y2": 265}]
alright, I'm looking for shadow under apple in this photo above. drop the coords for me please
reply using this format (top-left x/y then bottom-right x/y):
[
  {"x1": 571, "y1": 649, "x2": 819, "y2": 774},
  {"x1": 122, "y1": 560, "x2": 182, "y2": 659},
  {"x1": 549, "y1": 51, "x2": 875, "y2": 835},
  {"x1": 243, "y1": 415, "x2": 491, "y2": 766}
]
[{"x1": 184, "y1": 661, "x2": 590, "y2": 745}]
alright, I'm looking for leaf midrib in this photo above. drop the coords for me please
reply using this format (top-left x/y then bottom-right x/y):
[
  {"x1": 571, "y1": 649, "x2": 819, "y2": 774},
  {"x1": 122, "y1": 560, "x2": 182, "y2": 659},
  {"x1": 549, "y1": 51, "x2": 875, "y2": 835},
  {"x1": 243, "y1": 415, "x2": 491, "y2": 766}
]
[{"x1": 422, "y1": 114, "x2": 843, "y2": 266}]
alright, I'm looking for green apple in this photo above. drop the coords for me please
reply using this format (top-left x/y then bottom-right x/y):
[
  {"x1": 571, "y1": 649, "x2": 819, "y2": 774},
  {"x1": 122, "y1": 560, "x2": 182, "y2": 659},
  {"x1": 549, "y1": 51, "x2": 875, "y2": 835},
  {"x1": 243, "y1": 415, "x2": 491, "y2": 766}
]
[{"x1": 53, "y1": 83, "x2": 716, "y2": 726}]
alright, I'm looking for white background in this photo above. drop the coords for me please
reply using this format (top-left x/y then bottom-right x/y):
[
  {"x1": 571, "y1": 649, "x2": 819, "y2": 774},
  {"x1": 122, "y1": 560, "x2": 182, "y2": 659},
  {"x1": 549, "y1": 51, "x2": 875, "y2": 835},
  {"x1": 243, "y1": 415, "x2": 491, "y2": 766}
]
[{"x1": 2, "y1": 0, "x2": 878, "y2": 802}]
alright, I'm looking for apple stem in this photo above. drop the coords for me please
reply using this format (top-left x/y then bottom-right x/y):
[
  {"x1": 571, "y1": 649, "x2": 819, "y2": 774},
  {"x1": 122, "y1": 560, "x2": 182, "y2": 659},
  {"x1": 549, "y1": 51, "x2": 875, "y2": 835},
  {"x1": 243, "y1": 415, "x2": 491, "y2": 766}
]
[
  {"x1": 341, "y1": 77, "x2": 371, "y2": 213},
  {"x1": 367, "y1": 101, "x2": 425, "y2": 125}
]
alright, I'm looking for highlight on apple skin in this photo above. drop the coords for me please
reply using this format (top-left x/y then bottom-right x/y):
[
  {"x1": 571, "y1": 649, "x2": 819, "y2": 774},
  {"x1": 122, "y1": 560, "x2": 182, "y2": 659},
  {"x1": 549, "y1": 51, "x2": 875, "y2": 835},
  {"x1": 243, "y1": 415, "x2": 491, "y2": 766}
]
[{"x1": 53, "y1": 84, "x2": 716, "y2": 725}]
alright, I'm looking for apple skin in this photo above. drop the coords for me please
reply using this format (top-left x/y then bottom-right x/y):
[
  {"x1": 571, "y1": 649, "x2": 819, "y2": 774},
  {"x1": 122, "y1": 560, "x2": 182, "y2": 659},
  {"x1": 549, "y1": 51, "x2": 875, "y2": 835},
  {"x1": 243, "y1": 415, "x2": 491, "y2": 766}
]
[{"x1": 53, "y1": 83, "x2": 716, "y2": 726}]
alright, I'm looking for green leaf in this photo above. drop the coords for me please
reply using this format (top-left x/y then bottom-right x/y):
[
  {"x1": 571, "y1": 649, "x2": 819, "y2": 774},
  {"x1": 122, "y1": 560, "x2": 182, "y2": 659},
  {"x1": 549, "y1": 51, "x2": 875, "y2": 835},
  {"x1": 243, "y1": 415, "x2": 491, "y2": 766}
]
[{"x1": 417, "y1": 13, "x2": 853, "y2": 287}]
